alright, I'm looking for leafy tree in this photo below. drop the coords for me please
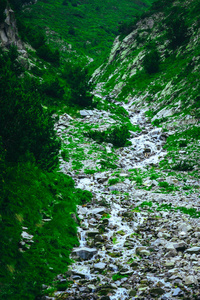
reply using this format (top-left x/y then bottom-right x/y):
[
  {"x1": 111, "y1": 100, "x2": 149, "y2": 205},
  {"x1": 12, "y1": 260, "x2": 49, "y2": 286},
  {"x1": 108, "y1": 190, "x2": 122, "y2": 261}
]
[
  {"x1": 143, "y1": 46, "x2": 160, "y2": 74},
  {"x1": 62, "y1": 62, "x2": 93, "y2": 107},
  {"x1": 0, "y1": 0, "x2": 6, "y2": 23},
  {"x1": 9, "y1": 0, "x2": 34, "y2": 11},
  {"x1": 165, "y1": 7, "x2": 190, "y2": 49},
  {"x1": 37, "y1": 45, "x2": 60, "y2": 65},
  {"x1": 0, "y1": 49, "x2": 60, "y2": 170},
  {"x1": 118, "y1": 20, "x2": 137, "y2": 37}
]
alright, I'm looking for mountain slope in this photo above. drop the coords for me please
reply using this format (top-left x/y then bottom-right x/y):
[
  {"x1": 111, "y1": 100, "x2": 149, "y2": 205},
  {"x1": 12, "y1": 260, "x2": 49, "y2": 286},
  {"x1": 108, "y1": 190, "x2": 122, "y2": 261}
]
[
  {"x1": 93, "y1": 0, "x2": 200, "y2": 172},
  {"x1": 16, "y1": 0, "x2": 155, "y2": 63}
]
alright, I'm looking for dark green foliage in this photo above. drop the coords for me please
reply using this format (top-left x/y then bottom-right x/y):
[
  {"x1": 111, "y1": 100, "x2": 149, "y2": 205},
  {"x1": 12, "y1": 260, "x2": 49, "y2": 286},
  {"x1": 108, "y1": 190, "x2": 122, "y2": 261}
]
[
  {"x1": 41, "y1": 77, "x2": 64, "y2": 99},
  {"x1": 165, "y1": 8, "x2": 190, "y2": 49},
  {"x1": 156, "y1": 203, "x2": 200, "y2": 218},
  {"x1": 16, "y1": 19, "x2": 46, "y2": 49},
  {"x1": 37, "y1": 45, "x2": 60, "y2": 65},
  {"x1": 151, "y1": 0, "x2": 174, "y2": 11},
  {"x1": 61, "y1": 149, "x2": 70, "y2": 161},
  {"x1": 99, "y1": 159, "x2": 118, "y2": 170},
  {"x1": 9, "y1": 0, "x2": 34, "y2": 10},
  {"x1": 109, "y1": 125, "x2": 131, "y2": 147},
  {"x1": 152, "y1": 117, "x2": 168, "y2": 127},
  {"x1": 74, "y1": 189, "x2": 93, "y2": 205},
  {"x1": 143, "y1": 46, "x2": 160, "y2": 74},
  {"x1": 86, "y1": 124, "x2": 131, "y2": 147},
  {"x1": 17, "y1": 18, "x2": 60, "y2": 64},
  {"x1": 0, "y1": 46, "x2": 23, "y2": 76},
  {"x1": 16, "y1": 0, "x2": 155, "y2": 61},
  {"x1": 0, "y1": 49, "x2": 60, "y2": 170},
  {"x1": 112, "y1": 273, "x2": 129, "y2": 281},
  {"x1": 0, "y1": 0, "x2": 6, "y2": 23},
  {"x1": 172, "y1": 161, "x2": 194, "y2": 171},
  {"x1": 62, "y1": 62, "x2": 93, "y2": 107},
  {"x1": 0, "y1": 162, "x2": 81, "y2": 299},
  {"x1": 108, "y1": 178, "x2": 120, "y2": 186},
  {"x1": 118, "y1": 20, "x2": 137, "y2": 38}
]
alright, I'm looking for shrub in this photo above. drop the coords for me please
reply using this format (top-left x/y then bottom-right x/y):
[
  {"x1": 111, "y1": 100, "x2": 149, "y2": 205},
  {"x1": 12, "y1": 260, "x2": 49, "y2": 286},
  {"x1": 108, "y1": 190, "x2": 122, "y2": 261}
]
[
  {"x1": 0, "y1": 54, "x2": 60, "y2": 170},
  {"x1": 0, "y1": 163, "x2": 80, "y2": 299},
  {"x1": 37, "y1": 45, "x2": 60, "y2": 65},
  {"x1": 118, "y1": 20, "x2": 137, "y2": 37},
  {"x1": 86, "y1": 124, "x2": 131, "y2": 147},
  {"x1": 41, "y1": 77, "x2": 64, "y2": 99},
  {"x1": 0, "y1": 0, "x2": 6, "y2": 23},
  {"x1": 108, "y1": 178, "x2": 120, "y2": 185},
  {"x1": 165, "y1": 8, "x2": 190, "y2": 49},
  {"x1": 62, "y1": 62, "x2": 93, "y2": 107},
  {"x1": 143, "y1": 47, "x2": 160, "y2": 74}
]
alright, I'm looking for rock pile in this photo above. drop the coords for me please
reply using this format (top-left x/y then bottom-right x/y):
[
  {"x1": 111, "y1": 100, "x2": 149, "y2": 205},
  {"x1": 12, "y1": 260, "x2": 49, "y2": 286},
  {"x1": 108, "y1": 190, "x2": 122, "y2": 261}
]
[{"x1": 50, "y1": 104, "x2": 200, "y2": 300}]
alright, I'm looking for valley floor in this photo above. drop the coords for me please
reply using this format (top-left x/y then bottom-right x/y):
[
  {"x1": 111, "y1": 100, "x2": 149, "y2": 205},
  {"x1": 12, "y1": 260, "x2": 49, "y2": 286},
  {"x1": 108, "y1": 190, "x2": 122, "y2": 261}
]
[{"x1": 51, "y1": 98, "x2": 200, "y2": 300}]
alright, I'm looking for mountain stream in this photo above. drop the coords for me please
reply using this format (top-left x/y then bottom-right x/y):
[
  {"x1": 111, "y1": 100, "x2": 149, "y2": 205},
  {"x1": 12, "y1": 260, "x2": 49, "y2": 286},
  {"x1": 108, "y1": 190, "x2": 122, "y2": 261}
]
[{"x1": 51, "y1": 99, "x2": 200, "y2": 300}]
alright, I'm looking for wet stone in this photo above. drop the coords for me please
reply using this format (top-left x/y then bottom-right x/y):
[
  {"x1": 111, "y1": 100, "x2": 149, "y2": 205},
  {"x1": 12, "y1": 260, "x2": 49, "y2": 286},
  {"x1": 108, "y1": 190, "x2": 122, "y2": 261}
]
[
  {"x1": 149, "y1": 287, "x2": 165, "y2": 296},
  {"x1": 172, "y1": 287, "x2": 184, "y2": 297},
  {"x1": 94, "y1": 262, "x2": 106, "y2": 271},
  {"x1": 72, "y1": 247, "x2": 97, "y2": 260},
  {"x1": 87, "y1": 230, "x2": 99, "y2": 238},
  {"x1": 172, "y1": 241, "x2": 187, "y2": 251},
  {"x1": 185, "y1": 246, "x2": 200, "y2": 254}
]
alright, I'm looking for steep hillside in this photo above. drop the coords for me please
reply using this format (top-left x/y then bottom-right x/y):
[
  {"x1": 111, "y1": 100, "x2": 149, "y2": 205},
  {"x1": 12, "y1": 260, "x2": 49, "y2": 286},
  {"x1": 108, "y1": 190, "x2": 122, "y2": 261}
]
[
  {"x1": 93, "y1": 0, "x2": 200, "y2": 172},
  {"x1": 1, "y1": 0, "x2": 200, "y2": 299},
  {"x1": 16, "y1": 0, "x2": 155, "y2": 64}
]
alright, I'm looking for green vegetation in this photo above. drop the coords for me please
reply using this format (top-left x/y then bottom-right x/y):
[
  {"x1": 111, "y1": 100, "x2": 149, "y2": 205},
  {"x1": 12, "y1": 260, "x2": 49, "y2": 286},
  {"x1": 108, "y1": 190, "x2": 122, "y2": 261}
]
[
  {"x1": 86, "y1": 124, "x2": 131, "y2": 147},
  {"x1": 112, "y1": 273, "x2": 129, "y2": 281},
  {"x1": 137, "y1": 201, "x2": 200, "y2": 218},
  {"x1": 143, "y1": 45, "x2": 160, "y2": 74},
  {"x1": 15, "y1": 0, "x2": 155, "y2": 63},
  {"x1": 0, "y1": 45, "x2": 93, "y2": 299},
  {"x1": 0, "y1": 0, "x2": 6, "y2": 23},
  {"x1": 61, "y1": 61, "x2": 94, "y2": 106}
]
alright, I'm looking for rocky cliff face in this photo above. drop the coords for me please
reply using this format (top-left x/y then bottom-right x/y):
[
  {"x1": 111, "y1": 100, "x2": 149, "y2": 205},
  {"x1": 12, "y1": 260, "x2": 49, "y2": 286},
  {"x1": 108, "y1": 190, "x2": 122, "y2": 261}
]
[{"x1": 0, "y1": 6, "x2": 23, "y2": 49}]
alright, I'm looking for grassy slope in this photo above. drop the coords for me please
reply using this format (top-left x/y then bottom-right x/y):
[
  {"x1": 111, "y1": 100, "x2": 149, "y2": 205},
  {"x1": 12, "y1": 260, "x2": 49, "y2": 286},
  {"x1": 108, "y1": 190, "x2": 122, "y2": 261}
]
[
  {"x1": 93, "y1": 0, "x2": 200, "y2": 176},
  {"x1": 19, "y1": 0, "x2": 155, "y2": 65}
]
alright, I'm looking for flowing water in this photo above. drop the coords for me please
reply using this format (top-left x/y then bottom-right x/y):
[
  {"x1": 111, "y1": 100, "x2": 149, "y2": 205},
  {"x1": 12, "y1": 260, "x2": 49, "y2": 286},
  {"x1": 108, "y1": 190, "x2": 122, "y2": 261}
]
[{"x1": 52, "y1": 102, "x2": 200, "y2": 299}]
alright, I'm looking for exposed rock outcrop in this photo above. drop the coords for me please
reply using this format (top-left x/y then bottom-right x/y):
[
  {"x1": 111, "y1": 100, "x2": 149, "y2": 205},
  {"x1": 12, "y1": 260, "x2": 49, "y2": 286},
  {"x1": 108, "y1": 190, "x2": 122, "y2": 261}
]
[{"x1": 0, "y1": 6, "x2": 23, "y2": 49}]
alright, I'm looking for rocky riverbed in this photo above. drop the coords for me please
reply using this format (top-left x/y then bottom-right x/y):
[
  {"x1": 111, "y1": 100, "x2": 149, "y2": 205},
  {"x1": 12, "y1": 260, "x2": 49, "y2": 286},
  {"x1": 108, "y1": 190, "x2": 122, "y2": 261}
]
[{"x1": 47, "y1": 99, "x2": 200, "y2": 300}]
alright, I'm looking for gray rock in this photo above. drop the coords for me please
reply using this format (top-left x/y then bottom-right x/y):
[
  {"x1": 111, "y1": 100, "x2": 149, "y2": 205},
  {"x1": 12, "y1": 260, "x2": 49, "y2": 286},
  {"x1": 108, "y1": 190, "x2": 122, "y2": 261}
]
[
  {"x1": 94, "y1": 262, "x2": 106, "y2": 271},
  {"x1": 89, "y1": 207, "x2": 108, "y2": 215},
  {"x1": 72, "y1": 247, "x2": 97, "y2": 260},
  {"x1": 184, "y1": 275, "x2": 198, "y2": 285},
  {"x1": 172, "y1": 287, "x2": 184, "y2": 297},
  {"x1": 135, "y1": 246, "x2": 150, "y2": 256},
  {"x1": 185, "y1": 247, "x2": 200, "y2": 254},
  {"x1": 172, "y1": 241, "x2": 187, "y2": 251},
  {"x1": 80, "y1": 110, "x2": 89, "y2": 117}
]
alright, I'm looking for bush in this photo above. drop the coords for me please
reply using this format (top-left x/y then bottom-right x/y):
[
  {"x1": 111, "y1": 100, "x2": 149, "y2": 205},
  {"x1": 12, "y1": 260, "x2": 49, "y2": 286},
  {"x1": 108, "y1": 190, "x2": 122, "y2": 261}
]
[
  {"x1": 41, "y1": 77, "x2": 64, "y2": 99},
  {"x1": 143, "y1": 47, "x2": 160, "y2": 74},
  {"x1": 0, "y1": 162, "x2": 80, "y2": 299},
  {"x1": 0, "y1": 52, "x2": 60, "y2": 170},
  {"x1": 165, "y1": 8, "x2": 190, "y2": 49},
  {"x1": 9, "y1": 0, "x2": 35, "y2": 10},
  {"x1": 62, "y1": 62, "x2": 93, "y2": 107},
  {"x1": 37, "y1": 45, "x2": 60, "y2": 65},
  {"x1": 86, "y1": 124, "x2": 131, "y2": 147},
  {"x1": 0, "y1": 0, "x2": 6, "y2": 23},
  {"x1": 118, "y1": 20, "x2": 137, "y2": 37}
]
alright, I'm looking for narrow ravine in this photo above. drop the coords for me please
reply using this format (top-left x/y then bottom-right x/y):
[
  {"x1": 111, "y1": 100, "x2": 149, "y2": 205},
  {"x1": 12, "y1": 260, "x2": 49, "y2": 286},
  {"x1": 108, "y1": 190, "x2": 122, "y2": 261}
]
[{"x1": 52, "y1": 100, "x2": 200, "y2": 300}]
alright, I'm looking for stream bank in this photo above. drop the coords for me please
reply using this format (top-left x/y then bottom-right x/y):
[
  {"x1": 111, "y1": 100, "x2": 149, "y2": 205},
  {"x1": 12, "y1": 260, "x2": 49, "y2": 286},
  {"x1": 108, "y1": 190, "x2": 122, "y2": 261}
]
[{"x1": 48, "y1": 102, "x2": 200, "y2": 300}]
